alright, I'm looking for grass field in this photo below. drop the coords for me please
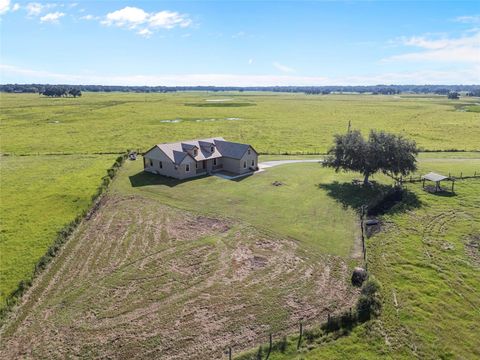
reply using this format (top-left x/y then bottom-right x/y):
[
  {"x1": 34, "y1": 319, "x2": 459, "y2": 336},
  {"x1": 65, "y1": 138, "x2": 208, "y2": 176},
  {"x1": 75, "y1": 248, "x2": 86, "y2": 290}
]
[
  {"x1": 112, "y1": 160, "x2": 361, "y2": 257},
  {"x1": 0, "y1": 173, "x2": 361, "y2": 358},
  {"x1": 1, "y1": 92, "x2": 479, "y2": 155},
  {"x1": 0, "y1": 155, "x2": 114, "y2": 306},
  {"x1": 236, "y1": 165, "x2": 480, "y2": 360},
  {"x1": 0, "y1": 92, "x2": 479, "y2": 358}
]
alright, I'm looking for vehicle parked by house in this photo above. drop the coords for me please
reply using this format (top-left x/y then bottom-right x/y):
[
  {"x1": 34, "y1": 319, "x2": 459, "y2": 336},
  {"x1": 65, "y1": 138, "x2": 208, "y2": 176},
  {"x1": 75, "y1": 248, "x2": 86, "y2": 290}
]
[{"x1": 143, "y1": 137, "x2": 258, "y2": 179}]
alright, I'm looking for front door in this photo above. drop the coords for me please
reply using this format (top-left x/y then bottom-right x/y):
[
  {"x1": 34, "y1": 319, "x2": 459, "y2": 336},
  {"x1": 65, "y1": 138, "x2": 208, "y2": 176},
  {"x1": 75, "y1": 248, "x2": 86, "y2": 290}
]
[{"x1": 202, "y1": 160, "x2": 206, "y2": 169}]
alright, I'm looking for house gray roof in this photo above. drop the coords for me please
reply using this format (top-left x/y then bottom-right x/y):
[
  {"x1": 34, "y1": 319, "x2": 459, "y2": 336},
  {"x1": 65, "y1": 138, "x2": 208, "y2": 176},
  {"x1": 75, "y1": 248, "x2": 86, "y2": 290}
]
[
  {"x1": 214, "y1": 139, "x2": 251, "y2": 159},
  {"x1": 422, "y1": 172, "x2": 448, "y2": 182},
  {"x1": 150, "y1": 137, "x2": 254, "y2": 164}
]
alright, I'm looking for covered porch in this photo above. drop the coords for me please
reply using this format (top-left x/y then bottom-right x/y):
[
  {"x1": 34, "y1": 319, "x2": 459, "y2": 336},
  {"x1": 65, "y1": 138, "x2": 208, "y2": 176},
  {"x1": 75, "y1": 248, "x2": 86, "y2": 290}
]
[{"x1": 195, "y1": 158, "x2": 223, "y2": 175}]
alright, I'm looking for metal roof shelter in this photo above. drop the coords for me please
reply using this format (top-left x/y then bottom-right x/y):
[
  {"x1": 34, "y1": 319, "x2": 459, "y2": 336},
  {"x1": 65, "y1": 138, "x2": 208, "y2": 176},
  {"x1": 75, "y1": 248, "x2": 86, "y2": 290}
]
[{"x1": 421, "y1": 172, "x2": 455, "y2": 193}]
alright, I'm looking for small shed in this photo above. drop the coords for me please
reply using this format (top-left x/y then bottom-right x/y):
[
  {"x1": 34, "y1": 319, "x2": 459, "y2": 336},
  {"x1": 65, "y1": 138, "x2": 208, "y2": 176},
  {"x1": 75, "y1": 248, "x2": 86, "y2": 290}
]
[{"x1": 421, "y1": 172, "x2": 454, "y2": 193}]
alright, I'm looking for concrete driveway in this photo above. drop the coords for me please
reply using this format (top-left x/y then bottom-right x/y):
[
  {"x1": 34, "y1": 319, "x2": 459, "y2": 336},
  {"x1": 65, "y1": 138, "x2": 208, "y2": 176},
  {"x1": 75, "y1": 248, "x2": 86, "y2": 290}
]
[{"x1": 258, "y1": 159, "x2": 323, "y2": 171}]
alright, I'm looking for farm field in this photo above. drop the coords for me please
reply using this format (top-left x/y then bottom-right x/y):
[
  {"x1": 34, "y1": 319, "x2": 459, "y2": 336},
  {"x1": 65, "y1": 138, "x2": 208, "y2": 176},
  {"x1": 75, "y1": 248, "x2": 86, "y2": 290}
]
[
  {"x1": 0, "y1": 164, "x2": 363, "y2": 358},
  {"x1": 0, "y1": 92, "x2": 479, "y2": 359},
  {"x1": 1, "y1": 92, "x2": 479, "y2": 155},
  {"x1": 1, "y1": 156, "x2": 479, "y2": 358}
]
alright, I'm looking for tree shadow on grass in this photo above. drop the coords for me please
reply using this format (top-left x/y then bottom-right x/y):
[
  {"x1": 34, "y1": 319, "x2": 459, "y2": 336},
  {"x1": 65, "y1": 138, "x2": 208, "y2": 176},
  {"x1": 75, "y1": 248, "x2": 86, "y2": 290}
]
[{"x1": 317, "y1": 181, "x2": 422, "y2": 215}]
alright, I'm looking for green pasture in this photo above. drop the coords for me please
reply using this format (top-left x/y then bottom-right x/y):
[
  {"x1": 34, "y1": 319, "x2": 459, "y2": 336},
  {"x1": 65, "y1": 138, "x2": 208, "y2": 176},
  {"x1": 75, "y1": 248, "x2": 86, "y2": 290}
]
[
  {"x1": 0, "y1": 91, "x2": 479, "y2": 358},
  {"x1": 0, "y1": 154, "x2": 114, "y2": 306},
  {"x1": 236, "y1": 170, "x2": 480, "y2": 359},
  {"x1": 1, "y1": 92, "x2": 479, "y2": 155}
]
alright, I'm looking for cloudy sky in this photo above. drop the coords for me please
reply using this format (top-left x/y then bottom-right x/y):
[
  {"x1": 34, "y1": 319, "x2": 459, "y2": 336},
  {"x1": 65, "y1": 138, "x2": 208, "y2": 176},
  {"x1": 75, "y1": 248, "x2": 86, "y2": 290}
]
[{"x1": 0, "y1": 0, "x2": 479, "y2": 86}]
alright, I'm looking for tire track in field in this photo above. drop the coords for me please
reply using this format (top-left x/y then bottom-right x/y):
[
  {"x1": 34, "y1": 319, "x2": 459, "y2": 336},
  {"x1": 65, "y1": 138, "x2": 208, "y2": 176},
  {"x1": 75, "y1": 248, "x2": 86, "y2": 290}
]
[{"x1": 0, "y1": 195, "x2": 359, "y2": 360}]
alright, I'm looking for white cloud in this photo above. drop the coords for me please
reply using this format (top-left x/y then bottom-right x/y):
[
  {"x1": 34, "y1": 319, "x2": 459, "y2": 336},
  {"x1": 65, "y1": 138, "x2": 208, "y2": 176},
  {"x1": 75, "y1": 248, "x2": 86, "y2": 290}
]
[
  {"x1": 101, "y1": 6, "x2": 192, "y2": 36},
  {"x1": 0, "y1": 0, "x2": 11, "y2": 14},
  {"x1": 137, "y1": 28, "x2": 153, "y2": 38},
  {"x1": 12, "y1": 2, "x2": 19, "y2": 11},
  {"x1": 273, "y1": 62, "x2": 296, "y2": 73},
  {"x1": 149, "y1": 10, "x2": 191, "y2": 29},
  {"x1": 248, "y1": 59, "x2": 254, "y2": 65},
  {"x1": 40, "y1": 11, "x2": 64, "y2": 23},
  {"x1": 80, "y1": 14, "x2": 98, "y2": 21},
  {"x1": 26, "y1": 2, "x2": 44, "y2": 16},
  {"x1": 454, "y1": 15, "x2": 480, "y2": 24},
  {"x1": 4, "y1": 63, "x2": 478, "y2": 86},
  {"x1": 102, "y1": 6, "x2": 148, "y2": 28},
  {"x1": 384, "y1": 31, "x2": 480, "y2": 64}
]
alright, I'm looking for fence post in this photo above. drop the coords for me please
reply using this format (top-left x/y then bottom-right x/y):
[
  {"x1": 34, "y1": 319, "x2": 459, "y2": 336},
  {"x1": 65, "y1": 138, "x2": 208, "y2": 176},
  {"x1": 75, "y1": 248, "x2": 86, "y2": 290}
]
[
  {"x1": 228, "y1": 346, "x2": 232, "y2": 360},
  {"x1": 265, "y1": 334, "x2": 273, "y2": 360},
  {"x1": 297, "y1": 322, "x2": 303, "y2": 349},
  {"x1": 460, "y1": 172, "x2": 463, "y2": 179}
]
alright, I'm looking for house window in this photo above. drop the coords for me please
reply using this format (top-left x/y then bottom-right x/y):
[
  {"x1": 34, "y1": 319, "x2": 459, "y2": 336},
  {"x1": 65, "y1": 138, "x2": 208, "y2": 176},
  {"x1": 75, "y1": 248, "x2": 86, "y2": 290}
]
[
  {"x1": 194, "y1": 149, "x2": 198, "y2": 156},
  {"x1": 196, "y1": 162, "x2": 198, "y2": 169},
  {"x1": 186, "y1": 164, "x2": 190, "y2": 172},
  {"x1": 211, "y1": 146, "x2": 215, "y2": 152},
  {"x1": 243, "y1": 161, "x2": 247, "y2": 168},
  {"x1": 248, "y1": 149, "x2": 251, "y2": 155},
  {"x1": 213, "y1": 158, "x2": 217, "y2": 166},
  {"x1": 159, "y1": 161, "x2": 163, "y2": 169},
  {"x1": 149, "y1": 159, "x2": 153, "y2": 167},
  {"x1": 251, "y1": 160, "x2": 255, "y2": 166}
]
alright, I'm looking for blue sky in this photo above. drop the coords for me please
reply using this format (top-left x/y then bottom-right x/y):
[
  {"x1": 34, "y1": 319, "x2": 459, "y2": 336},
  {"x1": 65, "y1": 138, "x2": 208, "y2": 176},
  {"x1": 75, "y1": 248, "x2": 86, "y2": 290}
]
[{"x1": 1, "y1": 1, "x2": 479, "y2": 85}]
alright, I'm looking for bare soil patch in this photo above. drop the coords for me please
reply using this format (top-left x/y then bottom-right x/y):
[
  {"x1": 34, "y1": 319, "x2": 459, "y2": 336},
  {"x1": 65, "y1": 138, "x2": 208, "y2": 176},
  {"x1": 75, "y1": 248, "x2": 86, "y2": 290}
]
[
  {"x1": 465, "y1": 233, "x2": 480, "y2": 266},
  {"x1": 0, "y1": 195, "x2": 358, "y2": 359}
]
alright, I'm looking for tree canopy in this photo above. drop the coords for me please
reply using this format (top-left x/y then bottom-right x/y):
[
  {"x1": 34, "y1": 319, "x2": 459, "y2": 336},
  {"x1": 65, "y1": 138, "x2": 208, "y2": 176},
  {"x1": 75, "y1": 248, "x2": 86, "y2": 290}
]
[
  {"x1": 447, "y1": 91, "x2": 460, "y2": 99},
  {"x1": 323, "y1": 129, "x2": 418, "y2": 184},
  {"x1": 1, "y1": 83, "x2": 479, "y2": 95}
]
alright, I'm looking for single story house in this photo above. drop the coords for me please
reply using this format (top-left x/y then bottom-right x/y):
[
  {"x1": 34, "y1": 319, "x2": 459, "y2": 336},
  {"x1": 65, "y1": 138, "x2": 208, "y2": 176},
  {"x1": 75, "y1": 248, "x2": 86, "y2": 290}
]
[{"x1": 143, "y1": 137, "x2": 258, "y2": 179}]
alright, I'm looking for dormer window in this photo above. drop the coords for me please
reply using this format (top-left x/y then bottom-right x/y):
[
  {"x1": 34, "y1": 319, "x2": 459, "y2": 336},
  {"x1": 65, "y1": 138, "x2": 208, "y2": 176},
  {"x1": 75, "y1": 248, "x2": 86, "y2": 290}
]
[
  {"x1": 210, "y1": 146, "x2": 215, "y2": 152},
  {"x1": 194, "y1": 149, "x2": 198, "y2": 156},
  {"x1": 248, "y1": 149, "x2": 251, "y2": 155}
]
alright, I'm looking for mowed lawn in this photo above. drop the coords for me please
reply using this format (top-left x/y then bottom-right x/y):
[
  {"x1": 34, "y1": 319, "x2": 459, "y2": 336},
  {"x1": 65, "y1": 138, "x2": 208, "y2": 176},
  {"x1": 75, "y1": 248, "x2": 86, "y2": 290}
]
[
  {"x1": 1, "y1": 92, "x2": 479, "y2": 155},
  {"x1": 0, "y1": 154, "x2": 115, "y2": 306},
  {"x1": 112, "y1": 160, "x2": 361, "y2": 257}
]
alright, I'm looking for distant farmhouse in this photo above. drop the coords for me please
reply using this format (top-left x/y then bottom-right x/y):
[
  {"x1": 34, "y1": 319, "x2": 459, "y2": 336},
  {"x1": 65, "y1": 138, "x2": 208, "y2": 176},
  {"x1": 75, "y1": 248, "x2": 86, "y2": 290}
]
[{"x1": 143, "y1": 137, "x2": 258, "y2": 180}]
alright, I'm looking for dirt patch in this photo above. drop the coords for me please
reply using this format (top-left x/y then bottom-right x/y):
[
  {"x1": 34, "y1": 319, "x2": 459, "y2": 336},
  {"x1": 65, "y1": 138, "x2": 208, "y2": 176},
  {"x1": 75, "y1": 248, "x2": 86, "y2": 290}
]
[
  {"x1": 0, "y1": 195, "x2": 359, "y2": 360},
  {"x1": 465, "y1": 233, "x2": 480, "y2": 266}
]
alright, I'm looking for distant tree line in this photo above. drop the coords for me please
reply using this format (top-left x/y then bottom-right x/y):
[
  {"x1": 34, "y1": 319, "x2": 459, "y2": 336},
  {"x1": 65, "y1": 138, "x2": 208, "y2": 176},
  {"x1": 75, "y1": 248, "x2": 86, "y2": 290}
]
[
  {"x1": 41, "y1": 86, "x2": 82, "y2": 98},
  {"x1": 1, "y1": 83, "x2": 479, "y2": 96}
]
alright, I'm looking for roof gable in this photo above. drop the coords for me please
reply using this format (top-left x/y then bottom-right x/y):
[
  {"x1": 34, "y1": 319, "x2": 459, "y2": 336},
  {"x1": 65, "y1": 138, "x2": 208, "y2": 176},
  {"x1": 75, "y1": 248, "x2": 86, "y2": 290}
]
[{"x1": 147, "y1": 137, "x2": 255, "y2": 164}]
